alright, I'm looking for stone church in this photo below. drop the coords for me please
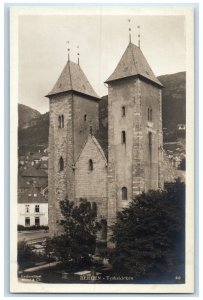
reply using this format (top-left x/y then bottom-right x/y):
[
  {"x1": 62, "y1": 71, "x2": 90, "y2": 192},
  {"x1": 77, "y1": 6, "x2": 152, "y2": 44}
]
[{"x1": 46, "y1": 41, "x2": 164, "y2": 242}]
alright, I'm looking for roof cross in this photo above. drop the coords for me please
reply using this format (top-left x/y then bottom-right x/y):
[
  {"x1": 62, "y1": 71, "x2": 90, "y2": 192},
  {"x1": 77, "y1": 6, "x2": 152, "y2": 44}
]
[
  {"x1": 137, "y1": 25, "x2": 141, "y2": 48},
  {"x1": 128, "y1": 19, "x2": 131, "y2": 43},
  {"x1": 77, "y1": 45, "x2": 80, "y2": 65},
  {"x1": 66, "y1": 41, "x2": 70, "y2": 61}
]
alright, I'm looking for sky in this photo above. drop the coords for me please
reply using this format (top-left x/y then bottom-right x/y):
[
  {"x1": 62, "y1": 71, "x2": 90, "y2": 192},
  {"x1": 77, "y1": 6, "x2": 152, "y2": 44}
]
[{"x1": 18, "y1": 13, "x2": 186, "y2": 113}]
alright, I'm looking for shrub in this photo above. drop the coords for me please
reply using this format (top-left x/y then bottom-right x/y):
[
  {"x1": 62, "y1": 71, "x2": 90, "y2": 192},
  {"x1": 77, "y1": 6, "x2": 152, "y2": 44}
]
[{"x1": 17, "y1": 225, "x2": 49, "y2": 231}]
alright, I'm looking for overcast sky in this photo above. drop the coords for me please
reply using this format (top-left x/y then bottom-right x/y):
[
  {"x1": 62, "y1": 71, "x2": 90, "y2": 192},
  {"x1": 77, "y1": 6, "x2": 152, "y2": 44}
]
[{"x1": 18, "y1": 13, "x2": 185, "y2": 113}]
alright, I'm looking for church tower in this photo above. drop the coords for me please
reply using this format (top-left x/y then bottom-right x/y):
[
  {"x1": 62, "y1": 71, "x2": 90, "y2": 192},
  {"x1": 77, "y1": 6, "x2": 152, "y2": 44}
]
[
  {"x1": 46, "y1": 59, "x2": 100, "y2": 236},
  {"x1": 105, "y1": 42, "x2": 164, "y2": 239}
]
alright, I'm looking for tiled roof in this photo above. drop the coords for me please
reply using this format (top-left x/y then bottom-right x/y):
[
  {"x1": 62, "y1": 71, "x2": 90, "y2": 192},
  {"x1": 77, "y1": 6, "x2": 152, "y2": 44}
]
[
  {"x1": 105, "y1": 43, "x2": 163, "y2": 87},
  {"x1": 21, "y1": 166, "x2": 48, "y2": 178},
  {"x1": 18, "y1": 187, "x2": 48, "y2": 204},
  {"x1": 18, "y1": 175, "x2": 29, "y2": 189},
  {"x1": 31, "y1": 153, "x2": 42, "y2": 160},
  {"x1": 46, "y1": 60, "x2": 100, "y2": 100}
]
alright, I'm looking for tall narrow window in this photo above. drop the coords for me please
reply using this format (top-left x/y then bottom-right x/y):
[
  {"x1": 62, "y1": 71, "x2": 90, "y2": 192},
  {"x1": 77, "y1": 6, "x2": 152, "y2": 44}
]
[
  {"x1": 59, "y1": 156, "x2": 64, "y2": 171},
  {"x1": 148, "y1": 132, "x2": 152, "y2": 160},
  {"x1": 35, "y1": 205, "x2": 40, "y2": 213},
  {"x1": 58, "y1": 115, "x2": 61, "y2": 128},
  {"x1": 84, "y1": 114, "x2": 87, "y2": 122},
  {"x1": 88, "y1": 159, "x2": 93, "y2": 171},
  {"x1": 148, "y1": 108, "x2": 153, "y2": 121},
  {"x1": 150, "y1": 109, "x2": 152, "y2": 121},
  {"x1": 121, "y1": 131, "x2": 126, "y2": 144},
  {"x1": 58, "y1": 115, "x2": 64, "y2": 128},
  {"x1": 122, "y1": 106, "x2": 126, "y2": 117},
  {"x1": 121, "y1": 187, "x2": 127, "y2": 200},
  {"x1": 61, "y1": 115, "x2": 64, "y2": 128}
]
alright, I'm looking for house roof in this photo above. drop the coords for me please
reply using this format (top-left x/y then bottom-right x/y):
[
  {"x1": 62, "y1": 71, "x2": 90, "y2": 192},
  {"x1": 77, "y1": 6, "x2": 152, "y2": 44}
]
[
  {"x1": 18, "y1": 175, "x2": 29, "y2": 189},
  {"x1": 21, "y1": 166, "x2": 48, "y2": 178},
  {"x1": 18, "y1": 187, "x2": 48, "y2": 204},
  {"x1": 37, "y1": 161, "x2": 48, "y2": 169},
  {"x1": 46, "y1": 60, "x2": 100, "y2": 100},
  {"x1": 105, "y1": 42, "x2": 163, "y2": 87},
  {"x1": 31, "y1": 153, "x2": 42, "y2": 160}
]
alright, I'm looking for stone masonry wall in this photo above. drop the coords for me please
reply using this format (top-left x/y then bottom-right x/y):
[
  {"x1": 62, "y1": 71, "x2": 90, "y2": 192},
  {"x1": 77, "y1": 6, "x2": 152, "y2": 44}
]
[
  {"x1": 48, "y1": 93, "x2": 99, "y2": 236},
  {"x1": 73, "y1": 95, "x2": 99, "y2": 161},
  {"x1": 139, "y1": 80, "x2": 163, "y2": 191},
  {"x1": 132, "y1": 78, "x2": 145, "y2": 197},
  {"x1": 48, "y1": 93, "x2": 74, "y2": 236},
  {"x1": 75, "y1": 135, "x2": 107, "y2": 219},
  {"x1": 107, "y1": 78, "x2": 139, "y2": 245}
]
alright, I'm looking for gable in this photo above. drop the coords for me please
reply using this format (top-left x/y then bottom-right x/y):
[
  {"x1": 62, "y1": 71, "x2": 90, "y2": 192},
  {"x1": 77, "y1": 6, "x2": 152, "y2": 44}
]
[
  {"x1": 75, "y1": 135, "x2": 107, "y2": 199},
  {"x1": 75, "y1": 135, "x2": 107, "y2": 167}
]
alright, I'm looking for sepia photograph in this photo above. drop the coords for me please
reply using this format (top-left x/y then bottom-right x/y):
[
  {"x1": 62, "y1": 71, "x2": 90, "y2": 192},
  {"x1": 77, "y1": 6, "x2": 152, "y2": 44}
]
[{"x1": 10, "y1": 5, "x2": 194, "y2": 293}]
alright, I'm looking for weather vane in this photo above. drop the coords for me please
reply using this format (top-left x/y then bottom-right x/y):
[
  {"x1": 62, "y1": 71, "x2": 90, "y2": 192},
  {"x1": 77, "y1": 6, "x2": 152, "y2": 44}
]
[
  {"x1": 128, "y1": 19, "x2": 131, "y2": 43},
  {"x1": 137, "y1": 25, "x2": 141, "y2": 48},
  {"x1": 77, "y1": 45, "x2": 80, "y2": 65},
  {"x1": 67, "y1": 41, "x2": 70, "y2": 61}
]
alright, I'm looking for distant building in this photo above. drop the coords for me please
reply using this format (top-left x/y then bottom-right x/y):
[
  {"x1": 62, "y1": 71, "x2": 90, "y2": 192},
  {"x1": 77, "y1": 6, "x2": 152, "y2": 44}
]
[
  {"x1": 18, "y1": 187, "x2": 48, "y2": 227},
  {"x1": 20, "y1": 165, "x2": 48, "y2": 186},
  {"x1": 18, "y1": 165, "x2": 48, "y2": 227}
]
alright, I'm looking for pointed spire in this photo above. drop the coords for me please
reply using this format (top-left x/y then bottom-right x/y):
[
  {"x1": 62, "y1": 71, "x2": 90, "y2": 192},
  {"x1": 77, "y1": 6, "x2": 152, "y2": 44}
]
[
  {"x1": 46, "y1": 60, "x2": 100, "y2": 99},
  {"x1": 105, "y1": 42, "x2": 163, "y2": 87},
  {"x1": 137, "y1": 25, "x2": 141, "y2": 48},
  {"x1": 67, "y1": 41, "x2": 70, "y2": 61},
  {"x1": 128, "y1": 19, "x2": 131, "y2": 43},
  {"x1": 77, "y1": 45, "x2": 80, "y2": 65}
]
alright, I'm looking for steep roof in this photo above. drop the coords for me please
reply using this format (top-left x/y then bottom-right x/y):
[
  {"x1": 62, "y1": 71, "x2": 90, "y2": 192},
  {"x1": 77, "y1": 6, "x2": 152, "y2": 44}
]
[
  {"x1": 18, "y1": 175, "x2": 29, "y2": 189},
  {"x1": 75, "y1": 134, "x2": 107, "y2": 164},
  {"x1": 105, "y1": 42, "x2": 163, "y2": 87},
  {"x1": 46, "y1": 60, "x2": 100, "y2": 100},
  {"x1": 18, "y1": 187, "x2": 48, "y2": 204}
]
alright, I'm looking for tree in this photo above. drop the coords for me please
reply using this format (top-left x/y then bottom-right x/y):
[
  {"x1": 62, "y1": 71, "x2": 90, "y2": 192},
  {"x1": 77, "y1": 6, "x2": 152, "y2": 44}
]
[
  {"x1": 110, "y1": 180, "x2": 185, "y2": 280},
  {"x1": 46, "y1": 198, "x2": 101, "y2": 268}
]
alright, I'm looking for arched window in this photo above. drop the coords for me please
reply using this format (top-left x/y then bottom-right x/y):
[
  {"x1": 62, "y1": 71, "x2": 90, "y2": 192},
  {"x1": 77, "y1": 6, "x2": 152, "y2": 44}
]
[
  {"x1": 58, "y1": 115, "x2": 64, "y2": 128},
  {"x1": 59, "y1": 156, "x2": 64, "y2": 171},
  {"x1": 121, "y1": 131, "x2": 126, "y2": 144},
  {"x1": 61, "y1": 115, "x2": 64, "y2": 128},
  {"x1": 122, "y1": 106, "x2": 126, "y2": 117},
  {"x1": 84, "y1": 114, "x2": 87, "y2": 122},
  {"x1": 148, "y1": 108, "x2": 152, "y2": 121},
  {"x1": 88, "y1": 159, "x2": 93, "y2": 171},
  {"x1": 148, "y1": 132, "x2": 152, "y2": 160},
  {"x1": 150, "y1": 109, "x2": 152, "y2": 121},
  {"x1": 121, "y1": 187, "x2": 127, "y2": 200}
]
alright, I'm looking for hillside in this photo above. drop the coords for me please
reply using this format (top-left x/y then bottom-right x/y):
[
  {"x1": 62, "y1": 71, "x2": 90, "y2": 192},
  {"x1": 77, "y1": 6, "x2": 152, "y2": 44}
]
[
  {"x1": 18, "y1": 104, "x2": 41, "y2": 129},
  {"x1": 158, "y1": 72, "x2": 186, "y2": 132},
  {"x1": 18, "y1": 111, "x2": 49, "y2": 154}
]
